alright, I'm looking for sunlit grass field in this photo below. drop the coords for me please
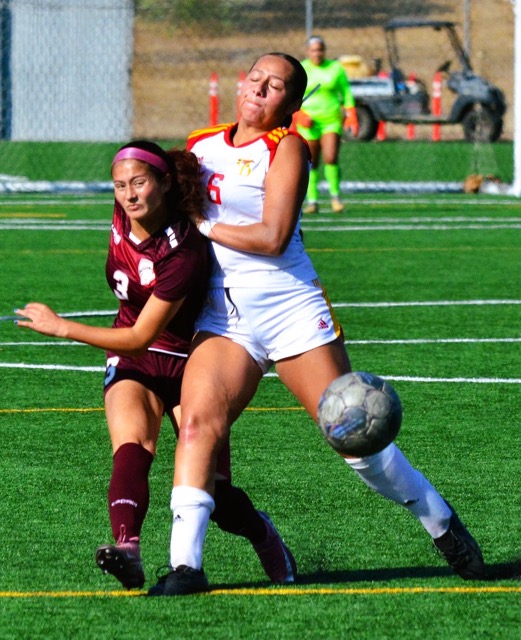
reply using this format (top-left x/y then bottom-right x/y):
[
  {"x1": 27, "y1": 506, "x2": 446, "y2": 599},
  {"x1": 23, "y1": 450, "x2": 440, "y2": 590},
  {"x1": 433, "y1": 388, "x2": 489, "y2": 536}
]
[{"x1": 1, "y1": 191, "x2": 521, "y2": 639}]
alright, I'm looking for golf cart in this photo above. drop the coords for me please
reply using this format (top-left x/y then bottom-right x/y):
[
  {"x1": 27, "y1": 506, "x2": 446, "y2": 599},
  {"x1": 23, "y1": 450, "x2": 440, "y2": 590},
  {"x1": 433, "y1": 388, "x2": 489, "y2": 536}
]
[{"x1": 346, "y1": 18, "x2": 506, "y2": 142}]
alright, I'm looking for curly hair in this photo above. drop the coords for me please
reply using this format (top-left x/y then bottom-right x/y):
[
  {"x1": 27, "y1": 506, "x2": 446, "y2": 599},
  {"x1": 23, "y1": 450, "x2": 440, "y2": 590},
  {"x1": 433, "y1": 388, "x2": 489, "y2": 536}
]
[{"x1": 165, "y1": 146, "x2": 205, "y2": 221}]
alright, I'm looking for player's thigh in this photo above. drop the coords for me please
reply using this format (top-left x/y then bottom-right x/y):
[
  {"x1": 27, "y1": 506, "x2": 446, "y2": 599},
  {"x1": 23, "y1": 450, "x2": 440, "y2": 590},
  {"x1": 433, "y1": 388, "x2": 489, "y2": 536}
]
[
  {"x1": 181, "y1": 333, "x2": 263, "y2": 428},
  {"x1": 275, "y1": 337, "x2": 351, "y2": 422},
  {"x1": 320, "y1": 132, "x2": 342, "y2": 164},
  {"x1": 105, "y1": 380, "x2": 164, "y2": 454}
]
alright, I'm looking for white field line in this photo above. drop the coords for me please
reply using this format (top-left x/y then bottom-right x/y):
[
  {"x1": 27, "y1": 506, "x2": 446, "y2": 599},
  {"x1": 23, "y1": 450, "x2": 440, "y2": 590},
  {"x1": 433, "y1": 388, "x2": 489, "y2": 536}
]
[
  {"x1": 3, "y1": 222, "x2": 521, "y2": 233},
  {"x1": 3, "y1": 213, "x2": 521, "y2": 233},
  {"x1": 3, "y1": 215, "x2": 521, "y2": 225},
  {"x1": 0, "y1": 341, "x2": 86, "y2": 346},
  {"x1": 0, "y1": 362, "x2": 520, "y2": 384},
  {"x1": 335, "y1": 198, "x2": 521, "y2": 206},
  {"x1": 4, "y1": 337, "x2": 521, "y2": 348},
  {"x1": 0, "y1": 198, "x2": 112, "y2": 206},
  {"x1": 301, "y1": 223, "x2": 521, "y2": 231},
  {"x1": 0, "y1": 362, "x2": 103, "y2": 372},
  {"x1": 0, "y1": 196, "x2": 517, "y2": 207},
  {"x1": 334, "y1": 299, "x2": 521, "y2": 308},
  {"x1": 10, "y1": 220, "x2": 519, "y2": 232},
  {"x1": 348, "y1": 337, "x2": 521, "y2": 344},
  {"x1": 2, "y1": 299, "x2": 519, "y2": 320},
  {"x1": 3, "y1": 301, "x2": 521, "y2": 380},
  {"x1": 0, "y1": 218, "x2": 107, "y2": 225},
  {"x1": 264, "y1": 373, "x2": 521, "y2": 384},
  {"x1": 0, "y1": 223, "x2": 109, "y2": 231},
  {"x1": 4, "y1": 300, "x2": 519, "y2": 324},
  {"x1": 306, "y1": 216, "x2": 521, "y2": 223},
  {"x1": 0, "y1": 310, "x2": 116, "y2": 321}
]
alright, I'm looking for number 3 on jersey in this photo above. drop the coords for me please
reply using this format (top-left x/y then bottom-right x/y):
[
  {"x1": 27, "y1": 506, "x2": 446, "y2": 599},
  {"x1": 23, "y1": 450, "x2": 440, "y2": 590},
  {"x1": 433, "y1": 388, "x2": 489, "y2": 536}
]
[
  {"x1": 207, "y1": 173, "x2": 224, "y2": 204},
  {"x1": 113, "y1": 269, "x2": 129, "y2": 300}
]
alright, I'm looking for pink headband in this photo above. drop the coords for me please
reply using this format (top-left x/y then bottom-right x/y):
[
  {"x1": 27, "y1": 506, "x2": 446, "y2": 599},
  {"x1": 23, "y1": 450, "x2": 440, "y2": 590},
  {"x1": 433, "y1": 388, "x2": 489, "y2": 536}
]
[{"x1": 112, "y1": 147, "x2": 170, "y2": 175}]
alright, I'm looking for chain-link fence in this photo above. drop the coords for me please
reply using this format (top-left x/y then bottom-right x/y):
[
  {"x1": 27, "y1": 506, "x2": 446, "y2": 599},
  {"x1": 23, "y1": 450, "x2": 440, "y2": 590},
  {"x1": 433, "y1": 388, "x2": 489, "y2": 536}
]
[
  {"x1": 0, "y1": 0, "x2": 133, "y2": 141},
  {"x1": 0, "y1": 0, "x2": 515, "y2": 186},
  {"x1": 134, "y1": 1, "x2": 513, "y2": 141}
]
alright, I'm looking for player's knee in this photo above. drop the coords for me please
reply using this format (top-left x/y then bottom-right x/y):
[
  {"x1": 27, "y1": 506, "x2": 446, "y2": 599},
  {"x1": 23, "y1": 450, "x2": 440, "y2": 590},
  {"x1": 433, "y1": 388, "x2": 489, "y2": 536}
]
[{"x1": 178, "y1": 408, "x2": 228, "y2": 450}]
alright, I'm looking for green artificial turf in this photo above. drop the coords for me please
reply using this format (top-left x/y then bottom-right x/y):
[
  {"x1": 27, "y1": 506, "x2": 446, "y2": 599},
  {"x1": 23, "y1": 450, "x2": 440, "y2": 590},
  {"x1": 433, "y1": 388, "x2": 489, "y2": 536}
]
[{"x1": 0, "y1": 192, "x2": 520, "y2": 639}]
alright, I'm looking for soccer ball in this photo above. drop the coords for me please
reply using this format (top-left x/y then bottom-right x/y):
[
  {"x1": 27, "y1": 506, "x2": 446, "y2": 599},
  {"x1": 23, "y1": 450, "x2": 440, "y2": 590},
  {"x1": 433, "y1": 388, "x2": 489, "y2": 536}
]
[{"x1": 317, "y1": 371, "x2": 402, "y2": 457}]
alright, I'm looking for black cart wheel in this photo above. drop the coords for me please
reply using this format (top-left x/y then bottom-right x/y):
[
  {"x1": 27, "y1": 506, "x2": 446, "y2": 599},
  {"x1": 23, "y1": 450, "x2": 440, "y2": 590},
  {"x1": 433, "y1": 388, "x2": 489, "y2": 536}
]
[{"x1": 462, "y1": 105, "x2": 503, "y2": 142}]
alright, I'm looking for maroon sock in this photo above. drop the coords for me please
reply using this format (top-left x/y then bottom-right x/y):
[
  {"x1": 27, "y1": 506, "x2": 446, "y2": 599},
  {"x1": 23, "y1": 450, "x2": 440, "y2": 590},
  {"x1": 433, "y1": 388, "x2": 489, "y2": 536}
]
[
  {"x1": 211, "y1": 480, "x2": 267, "y2": 544},
  {"x1": 107, "y1": 443, "x2": 154, "y2": 543}
]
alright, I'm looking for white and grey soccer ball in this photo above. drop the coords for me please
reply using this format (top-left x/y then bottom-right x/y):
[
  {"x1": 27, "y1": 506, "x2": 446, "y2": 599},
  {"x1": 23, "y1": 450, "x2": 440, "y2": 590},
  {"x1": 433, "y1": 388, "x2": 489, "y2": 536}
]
[{"x1": 318, "y1": 371, "x2": 402, "y2": 457}]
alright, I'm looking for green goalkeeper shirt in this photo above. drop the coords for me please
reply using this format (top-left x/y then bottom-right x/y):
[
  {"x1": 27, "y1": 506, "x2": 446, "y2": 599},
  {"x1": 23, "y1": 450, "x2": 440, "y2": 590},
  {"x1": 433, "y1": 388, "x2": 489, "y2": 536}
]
[{"x1": 301, "y1": 58, "x2": 355, "y2": 120}]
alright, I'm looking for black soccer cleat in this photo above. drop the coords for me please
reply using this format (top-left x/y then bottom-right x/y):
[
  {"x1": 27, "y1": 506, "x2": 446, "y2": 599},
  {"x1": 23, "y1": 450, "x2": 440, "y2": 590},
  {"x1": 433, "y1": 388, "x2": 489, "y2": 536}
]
[
  {"x1": 433, "y1": 507, "x2": 486, "y2": 580},
  {"x1": 147, "y1": 565, "x2": 210, "y2": 596},
  {"x1": 253, "y1": 511, "x2": 297, "y2": 584},
  {"x1": 96, "y1": 542, "x2": 145, "y2": 590}
]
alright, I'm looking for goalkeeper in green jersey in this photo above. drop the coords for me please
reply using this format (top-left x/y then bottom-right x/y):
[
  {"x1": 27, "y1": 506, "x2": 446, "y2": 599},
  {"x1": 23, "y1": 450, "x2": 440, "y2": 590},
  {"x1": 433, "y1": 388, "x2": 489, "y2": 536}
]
[{"x1": 295, "y1": 35, "x2": 358, "y2": 214}]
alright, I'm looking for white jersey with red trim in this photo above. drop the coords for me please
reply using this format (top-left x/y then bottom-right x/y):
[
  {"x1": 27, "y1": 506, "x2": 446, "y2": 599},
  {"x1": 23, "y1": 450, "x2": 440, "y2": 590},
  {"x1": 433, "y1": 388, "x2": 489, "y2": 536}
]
[{"x1": 187, "y1": 123, "x2": 318, "y2": 288}]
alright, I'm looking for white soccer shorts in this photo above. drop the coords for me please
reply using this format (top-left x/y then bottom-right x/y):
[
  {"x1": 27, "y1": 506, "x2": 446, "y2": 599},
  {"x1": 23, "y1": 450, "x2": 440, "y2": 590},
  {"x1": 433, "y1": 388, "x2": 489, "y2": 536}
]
[{"x1": 195, "y1": 279, "x2": 343, "y2": 374}]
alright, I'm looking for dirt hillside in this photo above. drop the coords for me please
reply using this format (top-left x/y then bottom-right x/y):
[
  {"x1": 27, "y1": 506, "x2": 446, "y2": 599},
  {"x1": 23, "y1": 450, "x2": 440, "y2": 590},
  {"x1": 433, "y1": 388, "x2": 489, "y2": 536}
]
[{"x1": 132, "y1": 1, "x2": 514, "y2": 141}]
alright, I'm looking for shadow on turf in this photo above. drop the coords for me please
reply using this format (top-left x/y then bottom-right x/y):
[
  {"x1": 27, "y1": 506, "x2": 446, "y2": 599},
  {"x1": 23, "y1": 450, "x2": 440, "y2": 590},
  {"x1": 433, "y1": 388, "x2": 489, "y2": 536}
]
[
  {"x1": 294, "y1": 559, "x2": 521, "y2": 584},
  {"x1": 298, "y1": 560, "x2": 521, "y2": 584},
  {"x1": 206, "y1": 559, "x2": 521, "y2": 590},
  {"x1": 483, "y1": 559, "x2": 521, "y2": 581}
]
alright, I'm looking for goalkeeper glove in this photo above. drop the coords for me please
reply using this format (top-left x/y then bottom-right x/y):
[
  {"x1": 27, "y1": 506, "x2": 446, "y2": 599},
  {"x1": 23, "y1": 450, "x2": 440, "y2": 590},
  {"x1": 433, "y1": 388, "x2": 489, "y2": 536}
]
[
  {"x1": 343, "y1": 106, "x2": 359, "y2": 137},
  {"x1": 293, "y1": 110, "x2": 313, "y2": 129}
]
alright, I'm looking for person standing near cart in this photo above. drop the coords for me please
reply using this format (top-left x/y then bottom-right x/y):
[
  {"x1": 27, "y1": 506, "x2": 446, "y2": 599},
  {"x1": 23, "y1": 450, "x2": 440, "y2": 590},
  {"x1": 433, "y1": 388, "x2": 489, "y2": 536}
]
[{"x1": 296, "y1": 35, "x2": 358, "y2": 214}]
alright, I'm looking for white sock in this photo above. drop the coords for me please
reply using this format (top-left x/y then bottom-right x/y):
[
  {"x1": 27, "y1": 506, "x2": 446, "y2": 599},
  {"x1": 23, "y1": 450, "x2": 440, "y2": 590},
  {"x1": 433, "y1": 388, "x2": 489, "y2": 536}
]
[
  {"x1": 344, "y1": 444, "x2": 452, "y2": 538},
  {"x1": 169, "y1": 486, "x2": 215, "y2": 570}
]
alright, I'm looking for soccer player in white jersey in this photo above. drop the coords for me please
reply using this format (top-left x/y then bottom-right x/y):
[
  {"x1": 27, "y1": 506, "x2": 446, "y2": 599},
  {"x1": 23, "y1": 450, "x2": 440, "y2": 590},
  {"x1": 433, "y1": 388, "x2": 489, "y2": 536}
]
[{"x1": 148, "y1": 53, "x2": 485, "y2": 596}]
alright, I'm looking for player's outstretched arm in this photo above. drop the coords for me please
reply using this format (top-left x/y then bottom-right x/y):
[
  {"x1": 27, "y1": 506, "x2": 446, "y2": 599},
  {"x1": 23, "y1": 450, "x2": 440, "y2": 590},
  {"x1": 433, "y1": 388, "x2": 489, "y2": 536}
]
[{"x1": 14, "y1": 294, "x2": 184, "y2": 357}]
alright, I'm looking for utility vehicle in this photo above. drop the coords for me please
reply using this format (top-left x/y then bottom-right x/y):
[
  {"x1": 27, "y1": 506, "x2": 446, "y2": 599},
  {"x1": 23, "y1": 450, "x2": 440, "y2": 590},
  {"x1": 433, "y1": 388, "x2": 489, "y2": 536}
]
[{"x1": 346, "y1": 18, "x2": 506, "y2": 142}]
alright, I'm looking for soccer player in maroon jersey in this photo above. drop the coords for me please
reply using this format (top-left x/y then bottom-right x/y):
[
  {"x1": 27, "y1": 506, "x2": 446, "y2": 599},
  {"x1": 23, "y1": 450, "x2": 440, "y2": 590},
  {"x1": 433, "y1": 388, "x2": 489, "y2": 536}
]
[{"x1": 15, "y1": 140, "x2": 296, "y2": 590}]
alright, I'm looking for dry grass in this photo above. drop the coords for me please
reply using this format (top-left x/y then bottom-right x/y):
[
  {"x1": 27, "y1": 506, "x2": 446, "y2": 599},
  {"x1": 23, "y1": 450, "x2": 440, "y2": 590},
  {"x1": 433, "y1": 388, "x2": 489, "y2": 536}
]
[{"x1": 132, "y1": 1, "x2": 514, "y2": 140}]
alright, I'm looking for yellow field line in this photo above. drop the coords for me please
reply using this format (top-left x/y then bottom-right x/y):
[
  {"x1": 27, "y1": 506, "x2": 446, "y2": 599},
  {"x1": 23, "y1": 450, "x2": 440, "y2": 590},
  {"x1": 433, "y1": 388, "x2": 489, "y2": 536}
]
[
  {"x1": 209, "y1": 586, "x2": 521, "y2": 596},
  {"x1": 1, "y1": 586, "x2": 520, "y2": 598}
]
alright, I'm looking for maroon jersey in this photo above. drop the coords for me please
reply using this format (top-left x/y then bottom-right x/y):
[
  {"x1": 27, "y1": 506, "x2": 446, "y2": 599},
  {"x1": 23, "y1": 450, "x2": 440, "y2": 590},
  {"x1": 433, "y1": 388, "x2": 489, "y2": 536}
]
[{"x1": 105, "y1": 201, "x2": 209, "y2": 356}]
